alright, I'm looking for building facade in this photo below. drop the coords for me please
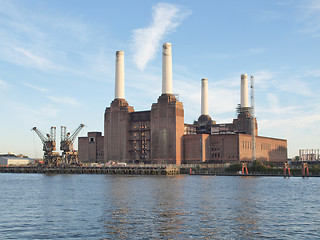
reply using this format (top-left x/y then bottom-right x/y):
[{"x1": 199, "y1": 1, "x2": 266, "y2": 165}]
[
  {"x1": 78, "y1": 43, "x2": 287, "y2": 165},
  {"x1": 78, "y1": 132, "x2": 104, "y2": 163}
]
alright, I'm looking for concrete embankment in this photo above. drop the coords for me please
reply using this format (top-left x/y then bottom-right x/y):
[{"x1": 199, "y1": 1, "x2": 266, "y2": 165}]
[
  {"x1": 0, "y1": 166, "x2": 180, "y2": 175},
  {"x1": 1, "y1": 166, "x2": 319, "y2": 177},
  {"x1": 187, "y1": 168, "x2": 320, "y2": 177}
]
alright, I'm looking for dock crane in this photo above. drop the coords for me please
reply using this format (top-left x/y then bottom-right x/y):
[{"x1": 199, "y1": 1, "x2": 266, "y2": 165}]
[
  {"x1": 32, "y1": 126, "x2": 61, "y2": 166},
  {"x1": 60, "y1": 124, "x2": 85, "y2": 166}
]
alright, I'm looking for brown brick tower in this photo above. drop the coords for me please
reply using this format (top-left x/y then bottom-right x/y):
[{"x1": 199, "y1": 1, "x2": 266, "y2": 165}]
[
  {"x1": 104, "y1": 51, "x2": 134, "y2": 162},
  {"x1": 150, "y1": 43, "x2": 184, "y2": 165},
  {"x1": 151, "y1": 94, "x2": 184, "y2": 164}
]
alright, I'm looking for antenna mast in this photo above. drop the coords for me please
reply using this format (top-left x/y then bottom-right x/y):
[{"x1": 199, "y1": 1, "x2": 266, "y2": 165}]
[{"x1": 250, "y1": 75, "x2": 256, "y2": 162}]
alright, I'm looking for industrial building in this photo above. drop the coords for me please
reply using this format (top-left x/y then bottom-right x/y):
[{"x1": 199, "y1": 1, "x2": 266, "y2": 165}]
[
  {"x1": 299, "y1": 149, "x2": 320, "y2": 161},
  {"x1": 0, "y1": 153, "x2": 35, "y2": 166},
  {"x1": 79, "y1": 43, "x2": 287, "y2": 165}
]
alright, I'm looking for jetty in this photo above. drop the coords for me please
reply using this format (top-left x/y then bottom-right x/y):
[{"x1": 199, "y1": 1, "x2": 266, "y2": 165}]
[{"x1": 0, "y1": 165, "x2": 180, "y2": 175}]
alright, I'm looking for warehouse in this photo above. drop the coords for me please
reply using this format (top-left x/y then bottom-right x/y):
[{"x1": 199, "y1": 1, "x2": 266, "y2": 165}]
[{"x1": 0, "y1": 153, "x2": 35, "y2": 166}]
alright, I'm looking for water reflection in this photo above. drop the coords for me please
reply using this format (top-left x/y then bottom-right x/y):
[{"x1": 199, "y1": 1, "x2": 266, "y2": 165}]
[
  {"x1": 101, "y1": 176, "x2": 272, "y2": 239},
  {"x1": 232, "y1": 177, "x2": 261, "y2": 239},
  {"x1": 1, "y1": 174, "x2": 319, "y2": 239},
  {"x1": 102, "y1": 176, "x2": 187, "y2": 239},
  {"x1": 152, "y1": 176, "x2": 186, "y2": 238}
]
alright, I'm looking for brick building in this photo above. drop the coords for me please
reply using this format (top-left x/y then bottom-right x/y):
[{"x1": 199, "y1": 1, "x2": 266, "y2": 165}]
[
  {"x1": 78, "y1": 43, "x2": 287, "y2": 165},
  {"x1": 78, "y1": 132, "x2": 104, "y2": 163}
]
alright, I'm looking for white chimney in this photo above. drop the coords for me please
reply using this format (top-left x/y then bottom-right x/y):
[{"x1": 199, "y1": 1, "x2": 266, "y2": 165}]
[
  {"x1": 115, "y1": 51, "x2": 125, "y2": 99},
  {"x1": 201, "y1": 78, "x2": 209, "y2": 115},
  {"x1": 241, "y1": 73, "x2": 249, "y2": 108},
  {"x1": 162, "y1": 43, "x2": 172, "y2": 94}
]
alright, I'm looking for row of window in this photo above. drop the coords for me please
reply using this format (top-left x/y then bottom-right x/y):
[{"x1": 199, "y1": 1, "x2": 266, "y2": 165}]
[
  {"x1": 243, "y1": 141, "x2": 252, "y2": 149},
  {"x1": 243, "y1": 141, "x2": 286, "y2": 151},
  {"x1": 212, "y1": 152, "x2": 220, "y2": 158}
]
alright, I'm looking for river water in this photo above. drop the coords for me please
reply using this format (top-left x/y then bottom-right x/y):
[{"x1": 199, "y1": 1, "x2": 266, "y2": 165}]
[{"x1": 0, "y1": 173, "x2": 319, "y2": 239}]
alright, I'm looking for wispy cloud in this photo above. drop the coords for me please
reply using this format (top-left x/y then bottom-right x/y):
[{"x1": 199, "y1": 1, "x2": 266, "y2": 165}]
[
  {"x1": 0, "y1": 79, "x2": 7, "y2": 89},
  {"x1": 0, "y1": 0, "x2": 89, "y2": 74},
  {"x1": 251, "y1": 69, "x2": 314, "y2": 97},
  {"x1": 260, "y1": 112, "x2": 320, "y2": 130},
  {"x1": 260, "y1": 93, "x2": 300, "y2": 115},
  {"x1": 258, "y1": 10, "x2": 284, "y2": 22},
  {"x1": 278, "y1": 78, "x2": 314, "y2": 97},
  {"x1": 277, "y1": 0, "x2": 294, "y2": 6},
  {"x1": 50, "y1": 16, "x2": 89, "y2": 44},
  {"x1": 12, "y1": 46, "x2": 58, "y2": 71},
  {"x1": 131, "y1": 3, "x2": 191, "y2": 71},
  {"x1": 253, "y1": 70, "x2": 275, "y2": 89},
  {"x1": 210, "y1": 47, "x2": 266, "y2": 60},
  {"x1": 299, "y1": 0, "x2": 320, "y2": 35},
  {"x1": 30, "y1": 105, "x2": 59, "y2": 118},
  {"x1": 249, "y1": 48, "x2": 266, "y2": 55},
  {"x1": 23, "y1": 83, "x2": 47, "y2": 92},
  {"x1": 306, "y1": 68, "x2": 320, "y2": 77},
  {"x1": 46, "y1": 96, "x2": 80, "y2": 106}
]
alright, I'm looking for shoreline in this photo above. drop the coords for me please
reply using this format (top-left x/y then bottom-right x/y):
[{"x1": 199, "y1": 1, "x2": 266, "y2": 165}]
[{"x1": 0, "y1": 166, "x2": 319, "y2": 177}]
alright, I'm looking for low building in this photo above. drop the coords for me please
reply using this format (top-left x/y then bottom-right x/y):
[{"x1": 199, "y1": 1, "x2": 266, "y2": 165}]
[
  {"x1": 0, "y1": 153, "x2": 35, "y2": 166},
  {"x1": 183, "y1": 134, "x2": 287, "y2": 165},
  {"x1": 78, "y1": 132, "x2": 104, "y2": 163}
]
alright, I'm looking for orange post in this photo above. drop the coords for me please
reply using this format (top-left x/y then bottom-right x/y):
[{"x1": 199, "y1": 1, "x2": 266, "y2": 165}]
[
  {"x1": 284, "y1": 163, "x2": 291, "y2": 177},
  {"x1": 302, "y1": 163, "x2": 309, "y2": 176},
  {"x1": 241, "y1": 162, "x2": 248, "y2": 175}
]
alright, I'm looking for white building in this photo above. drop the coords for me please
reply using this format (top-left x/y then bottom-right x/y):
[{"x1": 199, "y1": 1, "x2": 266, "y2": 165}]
[{"x1": 0, "y1": 153, "x2": 35, "y2": 166}]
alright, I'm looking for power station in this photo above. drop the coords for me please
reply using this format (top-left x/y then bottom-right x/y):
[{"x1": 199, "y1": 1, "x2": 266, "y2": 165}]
[{"x1": 79, "y1": 43, "x2": 287, "y2": 165}]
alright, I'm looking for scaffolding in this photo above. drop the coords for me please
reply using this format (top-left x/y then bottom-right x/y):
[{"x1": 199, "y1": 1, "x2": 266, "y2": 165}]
[
  {"x1": 250, "y1": 75, "x2": 256, "y2": 162},
  {"x1": 129, "y1": 121, "x2": 151, "y2": 163}
]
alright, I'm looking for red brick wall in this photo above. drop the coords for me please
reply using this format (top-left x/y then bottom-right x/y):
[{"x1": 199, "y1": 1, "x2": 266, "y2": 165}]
[
  {"x1": 239, "y1": 134, "x2": 287, "y2": 163},
  {"x1": 150, "y1": 94, "x2": 184, "y2": 165},
  {"x1": 104, "y1": 99, "x2": 134, "y2": 163},
  {"x1": 183, "y1": 134, "x2": 210, "y2": 164}
]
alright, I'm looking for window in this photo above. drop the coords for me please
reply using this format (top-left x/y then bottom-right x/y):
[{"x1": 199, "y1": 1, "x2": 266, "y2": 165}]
[{"x1": 89, "y1": 137, "x2": 95, "y2": 143}]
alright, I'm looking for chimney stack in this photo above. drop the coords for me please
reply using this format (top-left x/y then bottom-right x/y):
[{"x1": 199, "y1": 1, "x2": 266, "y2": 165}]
[
  {"x1": 115, "y1": 51, "x2": 125, "y2": 99},
  {"x1": 162, "y1": 43, "x2": 173, "y2": 94},
  {"x1": 241, "y1": 73, "x2": 249, "y2": 108},
  {"x1": 201, "y1": 78, "x2": 209, "y2": 115}
]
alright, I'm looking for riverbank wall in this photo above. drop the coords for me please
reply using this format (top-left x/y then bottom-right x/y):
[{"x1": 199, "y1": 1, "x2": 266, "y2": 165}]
[{"x1": 1, "y1": 165, "x2": 319, "y2": 177}]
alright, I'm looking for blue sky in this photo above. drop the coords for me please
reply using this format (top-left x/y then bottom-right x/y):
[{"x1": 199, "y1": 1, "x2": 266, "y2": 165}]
[{"x1": 0, "y1": 0, "x2": 319, "y2": 158}]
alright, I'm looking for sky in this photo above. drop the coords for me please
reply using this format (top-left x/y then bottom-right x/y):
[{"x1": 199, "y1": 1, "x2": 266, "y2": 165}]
[{"x1": 0, "y1": 0, "x2": 319, "y2": 158}]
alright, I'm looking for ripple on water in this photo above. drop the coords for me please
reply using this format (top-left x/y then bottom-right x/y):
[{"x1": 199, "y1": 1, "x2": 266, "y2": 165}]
[{"x1": 0, "y1": 174, "x2": 319, "y2": 239}]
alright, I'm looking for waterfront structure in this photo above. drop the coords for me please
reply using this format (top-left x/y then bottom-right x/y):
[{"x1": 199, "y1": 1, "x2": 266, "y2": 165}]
[
  {"x1": 0, "y1": 153, "x2": 35, "y2": 166},
  {"x1": 78, "y1": 43, "x2": 287, "y2": 165},
  {"x1": 299, "y1": 149, "x2": 320, "y2": 161},
  {"x1": 78, "y1": 132, "x2": 104, "y2": 163},
  {"x1": 32, "y1": 125, "x2": 84, "y2": 166}
]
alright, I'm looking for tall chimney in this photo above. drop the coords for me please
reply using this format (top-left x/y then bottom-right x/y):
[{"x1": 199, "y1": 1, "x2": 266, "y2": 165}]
[
  {"x1": 115, "y1": 51, "x2": 125, "y2": 99},
  {"x1": 241, "y1": 73, "x2": 249, "y2": 108},
  {"x1": 162, "y1": 43, "x2": 172, "y2": 94},
  {"x1": 201, "y1": 78, "x2": 208, "y2": 115}
]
